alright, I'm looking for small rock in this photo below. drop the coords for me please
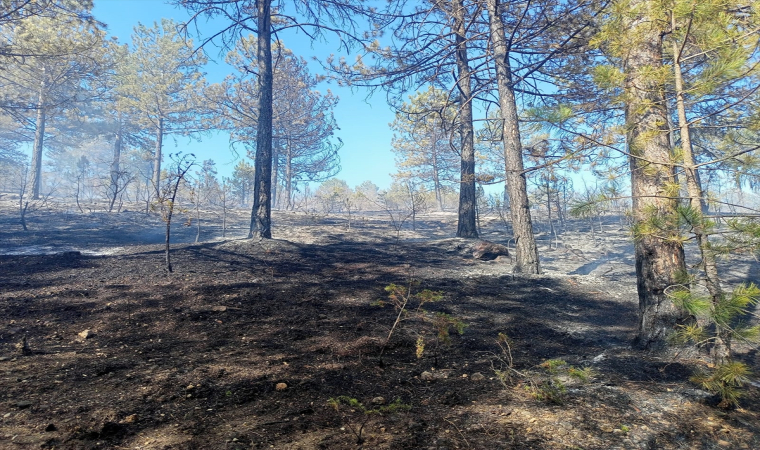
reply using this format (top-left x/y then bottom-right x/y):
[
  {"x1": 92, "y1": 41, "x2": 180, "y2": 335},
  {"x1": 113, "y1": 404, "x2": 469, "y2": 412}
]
[
  {"x1": 45, "y1": 424, "x2": 56, "y2": 432},
  {"x1": 421, "y1": 371, "x2": 435, "y2": 381},
  {"x1": 0, "y1": 356, "x2": 9, "y2": 362},
  {"x1": 275, "y1": 382, "x2": 288, "y2": 391},
  {"x1": 78, "y1": 330, "x2": 94, "y2": 340},
  {"x1": 123, "y1": 414, "x2": 138, "y2": 423},
  {"x1": 186, "y1": 384, "x2": 195, "y2": 390},
  {"x1": 600, "y1": 425, "x2": 614, "y2": 433},
  {"x1": 16, "y1": 400, "x2": 32, "y2": 409},
  {"x1": 3, "y1": 412, "x2": 11, "y2": 418},
  {"x1": 717, "y1": 440, "x2": 731, "y2": 447},
  {"x1": 470, "y1": 372, "x2": 485, "y2": 381},
  {"x1": 372, "y1": 396, "x2": 386, "y2": 405}
]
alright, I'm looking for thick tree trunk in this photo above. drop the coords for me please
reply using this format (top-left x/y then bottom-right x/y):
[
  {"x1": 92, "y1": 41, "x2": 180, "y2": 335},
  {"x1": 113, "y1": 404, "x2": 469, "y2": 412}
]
[
  {"x1": 153, "y1": 117, "x2": 164, "y2": 200},
  {"x1": 30, "y1": 82, "x2": 47, "y2": 200},
  {"x1": 625, "y1": 1, "x2": 688, "y2": 350},
  {"x1": 249, "y1": 0, "x2": 273, "y2": 239},
  {"x1": 452, "y1": 0, "x2": 478, "y2": 238},
  {"x1": 486, "y1": 0, "x2": 540, "y2": 273}
]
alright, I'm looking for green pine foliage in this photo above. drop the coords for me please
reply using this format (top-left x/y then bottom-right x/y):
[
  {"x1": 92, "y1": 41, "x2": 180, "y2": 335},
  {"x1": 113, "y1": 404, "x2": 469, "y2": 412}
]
[
  {"x1": 375, "y1": 281, "x2": 465, "y2": 364},
  {"x1": 670, "y1": 282, "x2": 760, "y2": 407}
]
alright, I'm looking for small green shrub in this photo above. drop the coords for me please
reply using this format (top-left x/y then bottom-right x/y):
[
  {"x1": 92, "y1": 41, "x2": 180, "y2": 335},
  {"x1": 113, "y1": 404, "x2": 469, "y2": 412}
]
[
  {"x1": 327, "y1": 396, "x2": 411, "y2": 444},
  {"x1": 528, "y1": 379, "x2": 568, "y2": 404},
  {"x1": 376, "y1": 280, "x2": 466, "y2": 365},
  {"x1": 529, "y1": 359, "x2": 595, "y2": 404},
  {"x1": 540, "y1": 359, "x2": 568, "y2": 375}
]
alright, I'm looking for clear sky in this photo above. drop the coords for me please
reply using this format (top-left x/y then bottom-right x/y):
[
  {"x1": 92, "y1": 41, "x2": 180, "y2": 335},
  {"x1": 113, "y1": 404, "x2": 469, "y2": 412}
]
[{"x1": 92, "y1": 0, "x2": 398, "y2": 190}]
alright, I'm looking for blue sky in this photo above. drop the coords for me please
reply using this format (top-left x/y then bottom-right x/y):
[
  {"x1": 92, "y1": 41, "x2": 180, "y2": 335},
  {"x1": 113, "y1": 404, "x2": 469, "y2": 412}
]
[{"x1": 92, "y1": 0, "x2": 398, "y2": 189}]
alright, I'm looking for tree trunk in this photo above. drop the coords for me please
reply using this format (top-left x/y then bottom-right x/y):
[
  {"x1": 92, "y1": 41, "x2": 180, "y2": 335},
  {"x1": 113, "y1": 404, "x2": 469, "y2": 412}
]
[
  {"x1": 431, "y1": 134, "x2": 444, "y2": 211},
  {"x1": 485, "y1": 0, "x2": 540, "y2": 273},
  {"x1": 153, "y1": 117, "x2": 164, "y2": 200},
  {"x1": 285, "y1": 143, "x2": 293, "y2": 210},
  {"x1": 272, "y1": 137, "x2": 279, "y2": 209},
  {"x1": 625, "y1": 0, "x2": 688, "y2": 349},
  {"x1": 671, "y1": 22, "x2": 726, "y2": 360},
  {"x1": 30, "y1": 81, "x2": 47, "y2": 200},
  {"x1": 108, "y1": 123, "x2": 123, "y2": 212},
  {"x1": 452, "y1": 0, "x2": 478, "y2": 239},
  {"x1": 249, "y1": 0, "x2": 273, "y2": 239}
]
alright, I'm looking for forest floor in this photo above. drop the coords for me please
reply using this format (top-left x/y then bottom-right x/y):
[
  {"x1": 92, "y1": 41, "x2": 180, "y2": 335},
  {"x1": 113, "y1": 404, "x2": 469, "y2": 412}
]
[{"x1": 0, "y1": 199, "x2": 759, "y2": 449}]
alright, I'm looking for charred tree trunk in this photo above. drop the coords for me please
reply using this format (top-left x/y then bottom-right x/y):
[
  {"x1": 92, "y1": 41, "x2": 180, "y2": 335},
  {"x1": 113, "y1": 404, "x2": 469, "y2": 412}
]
[
  {"x1": 625, "y1": 1, "x2": 688, "y2": 350},
  {"x1": 30, "y1": 80, "x2": 47, "y2": 200},
  {"x1": 249, "y1": 0, "x2": 273, "y2": 239},
  {"x1": 153, "y1": 117, "x2": 164, "y2": 201},
  {"x1": 486, "y1": 0, "x2": 540, "y2": 273},
  {"x1": 453, "y1": 0, "x2": 478, "y2": 238}
]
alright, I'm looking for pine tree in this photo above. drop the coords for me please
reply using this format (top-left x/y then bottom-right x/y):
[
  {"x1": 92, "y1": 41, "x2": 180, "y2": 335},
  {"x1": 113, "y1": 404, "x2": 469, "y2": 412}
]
[
  {"x1": 213, "y1": 39, "x2": 342, "y2": 211},
  {"x1": 596, "y1": 0, "x2": 690, "y2": 349},
  {"x1": 390, "y1": 86, "x2": 460, "y2": 211},
  {"x1": 121, "y1": 19, "x2": 208, "y2": 201},
  {"x1": 328, "y1": 0, "x2": 484, "y2": 238},
  {"x1": 1, "y1": 6, "x2": 105, "y2": 199},
  {"x1": 177, "y1": 0, "x2": 373, "y2": 239}
]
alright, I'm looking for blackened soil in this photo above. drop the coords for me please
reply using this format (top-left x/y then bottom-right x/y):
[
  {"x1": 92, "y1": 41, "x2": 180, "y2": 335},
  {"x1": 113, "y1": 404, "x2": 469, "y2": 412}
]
[{"x1": 0, "y1": 208, "x2": 758, "y2": 449}]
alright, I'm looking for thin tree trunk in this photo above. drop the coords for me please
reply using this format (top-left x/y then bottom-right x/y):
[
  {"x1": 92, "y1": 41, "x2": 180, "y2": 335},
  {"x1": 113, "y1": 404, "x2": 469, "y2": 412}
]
[
  {"x1": 285, "y1": 142, "x2": 293, "y2": 210},
  {"x1": 108, "y1": 123, "x2": 123, "y2": 212},
  {"x1": 432, "y1": 135, "x2": 444, "y2": 211},
  {"x1": 249, "y1": 0, "x2": 273, "y2": 239},
  {"x1": 222, "y1": 179, "x2": 228, "y2": 238},
  {"x1": 195, "y1": 190, "x2": 201, "y2": 243},
  {"x1": 486, "y1": 0, "x2": 540, "y2": 273},
  {"x1": 272, "y1": 138, "x2": 279, "y2": 209},
  {"x1": 30, "y1": 81, "x2": 47, "y2": 200},
  {"x1": 546, "y1": 180, "x2": 557, "y2": 246},
  {"x1": 453, "y1": 0, "x2": 478, "y2": 238},
  {"x1": 671, "y1": 20, "x2": 726, "y2": 360},
  {"x1": 625, "y1": 0, "x2": 688, "y2": 350},
  {"x1": 153, "y1": 117, "x2": 164, "y2": 200}
]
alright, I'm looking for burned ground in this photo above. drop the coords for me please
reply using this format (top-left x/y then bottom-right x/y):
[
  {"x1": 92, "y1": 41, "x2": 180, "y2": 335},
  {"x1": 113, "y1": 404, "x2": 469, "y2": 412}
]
[{"x1": 1, "y1": 203, "x2": 758, "y2": 449}]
